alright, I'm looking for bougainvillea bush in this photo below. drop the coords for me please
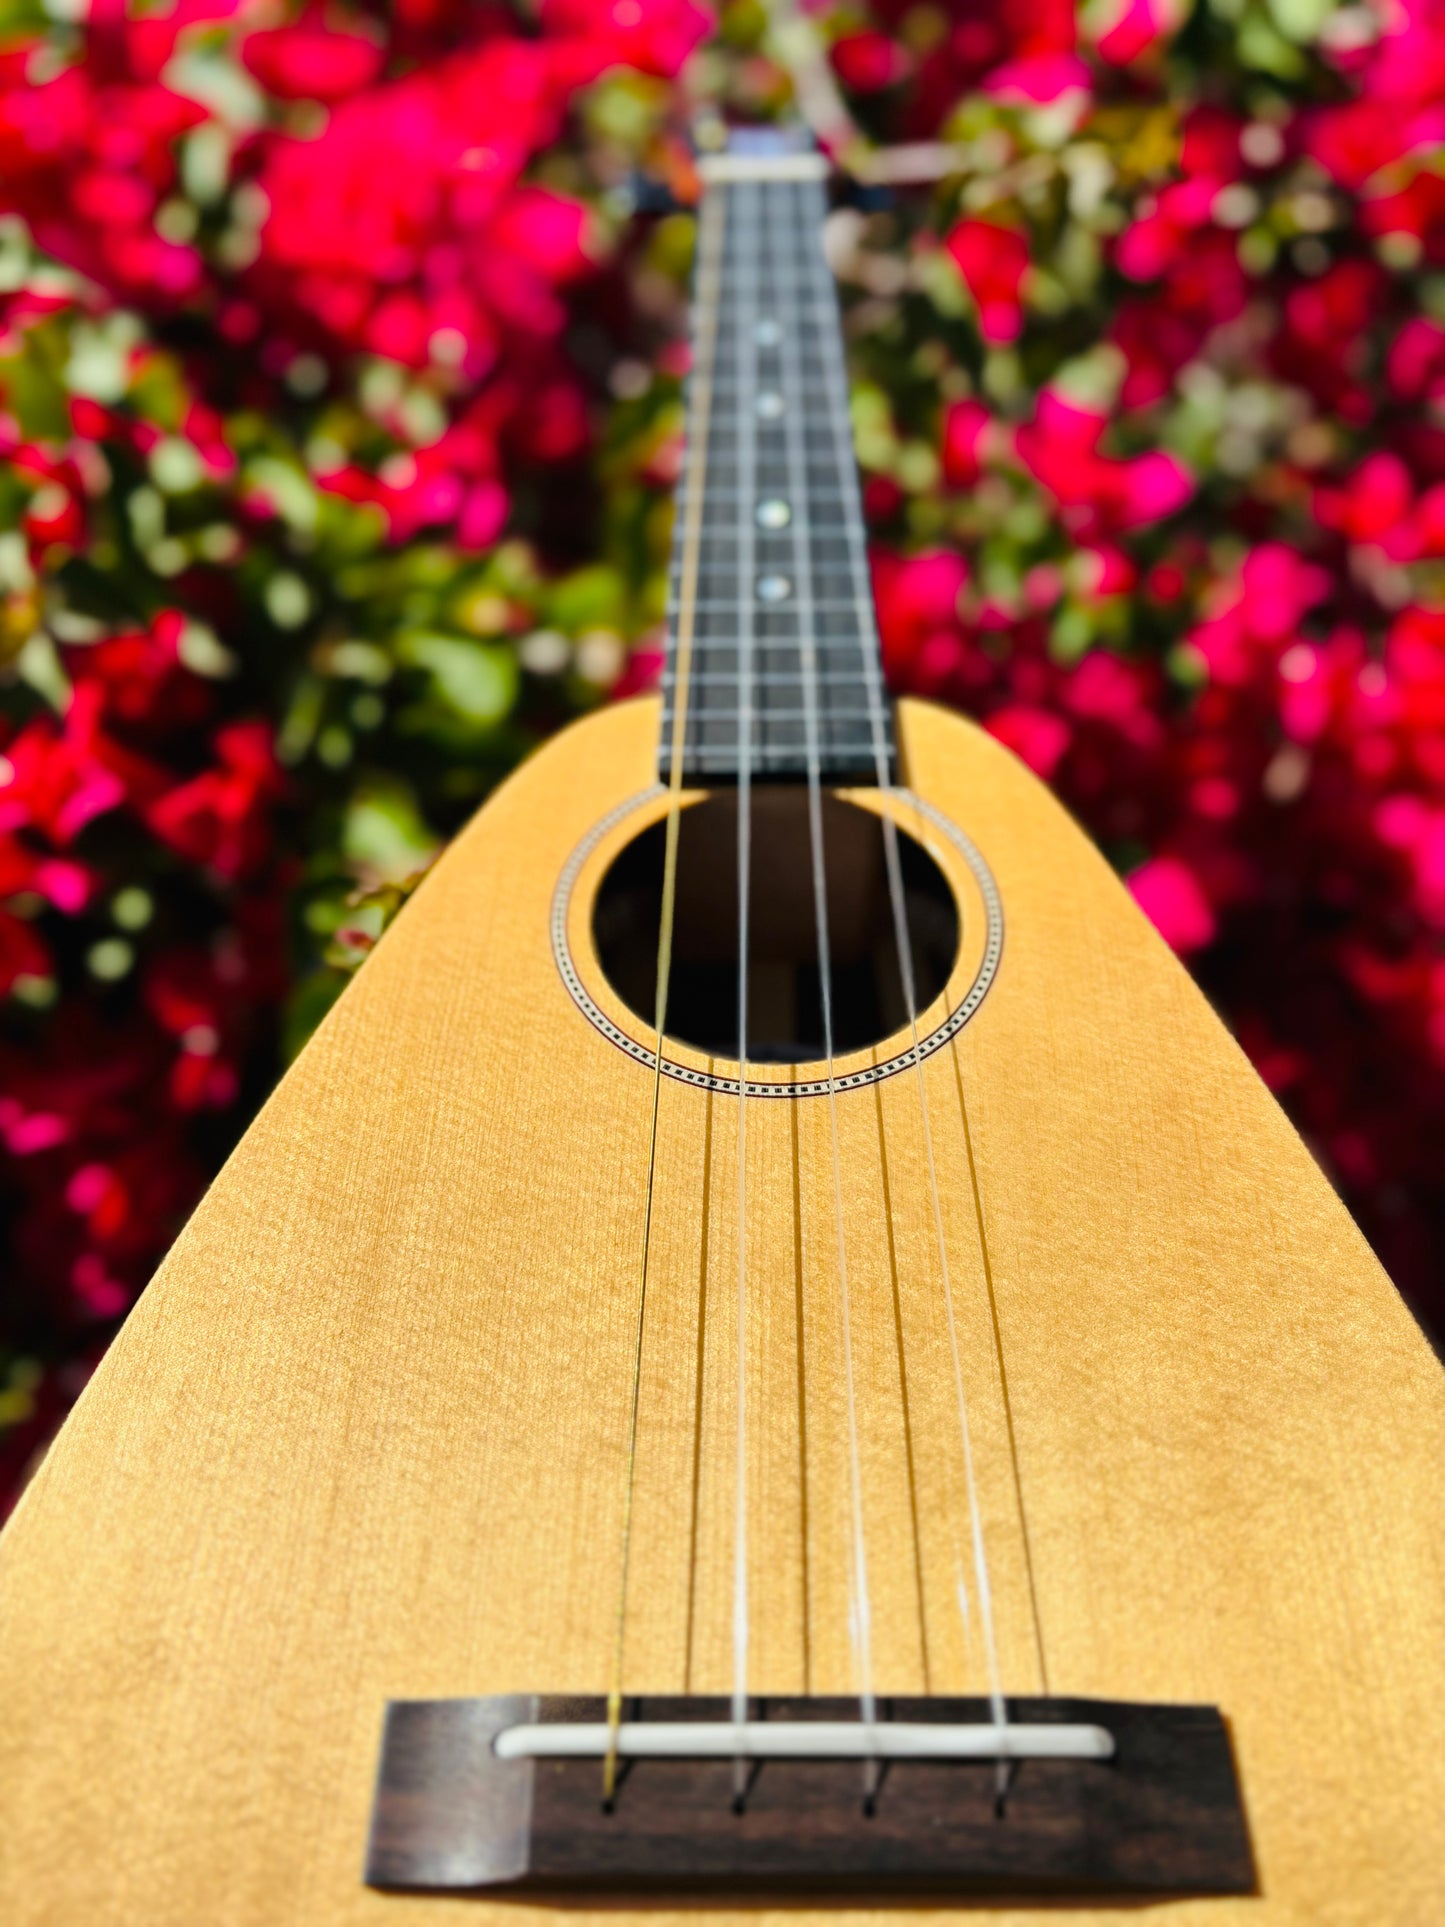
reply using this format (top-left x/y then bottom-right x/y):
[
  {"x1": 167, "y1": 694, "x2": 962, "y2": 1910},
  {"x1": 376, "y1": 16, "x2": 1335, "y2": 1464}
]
[{"x1": 2, "y1": 0, "x2": 1442, "y2": 1505}]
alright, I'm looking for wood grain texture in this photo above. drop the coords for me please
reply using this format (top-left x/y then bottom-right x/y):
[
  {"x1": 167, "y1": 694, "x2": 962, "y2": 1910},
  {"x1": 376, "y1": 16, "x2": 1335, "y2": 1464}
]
[{"x1": 0, "y1": 694, "x2": 1442, "y2": 1926}]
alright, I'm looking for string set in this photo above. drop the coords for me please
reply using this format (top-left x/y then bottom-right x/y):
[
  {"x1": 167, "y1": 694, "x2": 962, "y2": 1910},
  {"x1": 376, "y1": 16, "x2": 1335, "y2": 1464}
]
[{"x1": 606, "y1": 156, "x2": 1029, "y2": 1808}]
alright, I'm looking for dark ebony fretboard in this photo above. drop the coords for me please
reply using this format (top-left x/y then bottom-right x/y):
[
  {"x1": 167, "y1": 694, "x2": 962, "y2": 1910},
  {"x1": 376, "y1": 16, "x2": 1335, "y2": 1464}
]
[{"x1": 659, "y1": 138, "x2": 897, "y2": 786}]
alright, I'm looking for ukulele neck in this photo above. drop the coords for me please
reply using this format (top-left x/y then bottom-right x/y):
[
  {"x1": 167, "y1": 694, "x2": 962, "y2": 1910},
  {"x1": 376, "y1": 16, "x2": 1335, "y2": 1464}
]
[{"x1": 659, "y1": 132, "x2": 898, "y2": 789}]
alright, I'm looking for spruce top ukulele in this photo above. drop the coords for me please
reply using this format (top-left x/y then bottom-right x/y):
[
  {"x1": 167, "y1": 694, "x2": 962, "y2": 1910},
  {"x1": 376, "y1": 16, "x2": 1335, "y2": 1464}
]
[{"x1": 1, "y1": 128, "x2": 1442, "y2": 1926}]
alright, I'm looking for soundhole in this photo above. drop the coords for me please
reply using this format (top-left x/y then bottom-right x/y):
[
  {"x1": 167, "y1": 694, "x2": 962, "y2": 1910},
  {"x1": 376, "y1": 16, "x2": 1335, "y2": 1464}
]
[{"x1": 592, "y1": 790, "x2": 960, "y2": 1062}]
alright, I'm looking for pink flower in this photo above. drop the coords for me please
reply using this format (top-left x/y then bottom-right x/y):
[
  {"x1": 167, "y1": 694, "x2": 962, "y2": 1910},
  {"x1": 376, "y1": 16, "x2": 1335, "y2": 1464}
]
[
  {"x1": 241, "y1": 19, "x2": 384, "y2": 102},
  {"x1": 0, "y1": 910, "x2": 48, "y2": 996},
  {"x1": 1181, "y1": 106, "x2": 1247, "y2": 180},
  {"x1": 940, "y1": 399, "x2": 991, "y2": 488},
  {"x1": 1274, "y1": 260, "x2": 1387, "y2": 423},
  {"x1": 987, "y1": 704, "x2": 1071, "y2": 777},
  {"x1": 1388, "y1": 317, "x2": 1445, "y2": 401},
  {"x1": 1121, "y1": 450, "x2": 1193, "y2": 525},
  {"x1": 1238, "y1": 545, "x2": 1331, "y2": 644},
  {"x1": 0, "y1": 1102, "x2": 68, "y2": 1155},
  {"x1": 985, "y1": 52, "x2": 1090, "y2": 103},
  {"x1": 255, "y1": 43, "x2": 592, "y2": 375},
  {"x1": 1186, "y1": 545, "x2": 1333, "y2": 688},
  {"x1": 944, "y1": 218, "x2": 1029, "y2": 346},
  {"x1": 1065, "y1": 651, "x2": 1161, "y2": 750},
  {"x1": 1116, "y1": 178, "x2": 1216, "y2": 283},
  {"x1": 146, "y1": 723, "x2": 283, "y2": 881},
  {"x1": 871, "y1": 550, "x2": 968, "y2": 679},
  {"x1": 0, "y1": 47, "x2": 206, "y2": 309},
  {"x1": 1110, "y1": 299, "x2": 1206, "y2": 408},
  {"x1": 1414, "y1": 484, "x2": 1445, "y2": 556},
  {"x1": 1364, "y1": 168, "x2": 1445, "y2": 263},
  {"x1": 540, "y1": 0, "x2": 713, "y2": 81},
  {"x1": 0, "y1": 691, "x2": 144, "y2": 846},
  {"x1": 1091, "y1": 0, "x2": 1185, "y2": 66},
  {"x1": 1074, "y1": 544, "x2": 1138, "y2": 600},
  {"x1": 1130, "y1": 855, "x2": 1217, "y2": 952},
  {"x1": 831, "y1": 31, "x2": 911, "y2": 94},
  {"x1": 1313, "y1": 452, "x2": 1414, "y2": 548},
  {"x1": 1016, "y1": 391, "x2": 1193, "y2": 534}
]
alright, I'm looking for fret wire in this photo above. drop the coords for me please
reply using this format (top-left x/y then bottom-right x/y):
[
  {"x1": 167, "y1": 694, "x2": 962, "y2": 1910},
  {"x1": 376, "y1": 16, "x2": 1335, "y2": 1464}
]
[
  {"x1": 675, "y1": 493, "x2": 857, "y2": 508},
  {"x1": 663, "y1": 672, "x2": 870, "y2": 687},
  {"x1": 666, "y1": 709, "x2": 882, "y2": 724},
  {"x1": 660, "y1": 166, "x2": 894, "y2": 780},
  {"x1": 667, "y1": 598, "x2": 877, "y2": 613},
  {"x1": 679, "y1": 742, "x2": 885, "y2": 754}
]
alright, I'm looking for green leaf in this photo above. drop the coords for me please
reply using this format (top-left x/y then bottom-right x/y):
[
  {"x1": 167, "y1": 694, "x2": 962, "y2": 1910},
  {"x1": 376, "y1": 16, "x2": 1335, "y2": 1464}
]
[{"x1": 400, "y1": 631, "x2": 518, "y2": 724}]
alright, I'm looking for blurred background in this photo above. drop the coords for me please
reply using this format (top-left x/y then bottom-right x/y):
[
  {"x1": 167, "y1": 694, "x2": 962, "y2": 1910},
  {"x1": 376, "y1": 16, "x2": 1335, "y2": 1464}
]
[{"x1": 2, "y1": 0, "x2": 1441, "y2": 1509}]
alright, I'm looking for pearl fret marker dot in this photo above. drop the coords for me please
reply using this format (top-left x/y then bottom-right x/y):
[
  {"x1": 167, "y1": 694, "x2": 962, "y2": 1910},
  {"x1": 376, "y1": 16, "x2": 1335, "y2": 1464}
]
[
  {"x1": 757, "y1": 574, "x2": 792, "y2": 602},
  {"x1": 754, "y1": 319, "x2": 782, "y2": 347},
  {"x1": 756, "y1": 499, "x2": 791, "y2": 529},
  {"x1": 756, "y1": 392, "x2": 785, "y2": 419}
]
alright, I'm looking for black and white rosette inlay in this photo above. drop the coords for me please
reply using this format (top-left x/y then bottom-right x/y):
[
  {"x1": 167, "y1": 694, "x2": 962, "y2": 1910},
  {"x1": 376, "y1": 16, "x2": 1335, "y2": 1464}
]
[{"x1": 552, "y1": 788, "x2": 1004, "y2": 1099}]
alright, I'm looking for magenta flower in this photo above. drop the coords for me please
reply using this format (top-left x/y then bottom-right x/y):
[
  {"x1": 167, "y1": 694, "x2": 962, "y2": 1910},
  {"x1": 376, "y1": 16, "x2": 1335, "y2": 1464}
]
[
  {"x1": 830, "y1": 30, "x2": 912, "y2": 94},
  {"x1": 1315, "y1": 453, "x2": 1415, "y2": 555},
  {"x1": 254, "y1": 41, "x2": 593, "y2": 376},
  {"x1": 146, "y1": 723, "x2": 282, "y2": 883},
  {"x1": 944, "y1": 217, "x2": 1030, "y2": 346},
  {"x1": 986, "y1": 704, "x2": 1072, "y2": 778},
  {"x1": 871, "y1": 549, "x2": 969, "y2": 683},
  {"x1": 1129, "y1": 855, "x2": 1217, "y2": 952},
  {"x1": 1016, "y1": 390, "x2": 1193, "y2": 534},
  {"x1": 984, "y1": 52, "x2": 1090, "y2": 104},
  {"x1": 540, "y1": 0, "x2": 713, "y2": 81},
  {"x1": 940, "y1": 399, "x2": 991, "y2": 488},
  {"x1": 241, "y1": 17, "x2": 384, "y2": 102}
]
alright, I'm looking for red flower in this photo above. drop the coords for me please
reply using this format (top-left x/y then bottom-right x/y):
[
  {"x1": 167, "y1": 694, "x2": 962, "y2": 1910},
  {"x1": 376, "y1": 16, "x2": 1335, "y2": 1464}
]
[
  {"x1": 944, "y1": 218, "x2": 1030, "y2": 346},
  {"x1": 1016, "y1": 391, "x2": 1193, "y2": 534},
  {"x1": 1129, "y1": 855, "x2": 1217, "y2": 952},
  {"x1": 540, "y1": 0, "x2": 713, "y2": 81},
  {"x1": 0, "y1": 909, "x2": 48, "y2": 995},
  {"x1": 831, "y1": 31, "x2": 911, "y2": 94},
  {"x1": 254, "y1": 42, "x2": 591, "y2": 374},
  {"x1": 940, "y1": 399, "x2": 991, "y2": 488},
  {"x1": 987, "y1": 704, "x2": 1072, "y2": 778},
  {"x1": 0, "y1": 693, "x2": 136, "y2": 846},
  {"x1": 146, "y1": 722, "x2": 283, "y2": 881},
  {"x1": 871, "y1": 549, "x2": 969, "y2": 682},
  {"x1": 241, "y1": 18, "x2": 385, "y2": 101}
]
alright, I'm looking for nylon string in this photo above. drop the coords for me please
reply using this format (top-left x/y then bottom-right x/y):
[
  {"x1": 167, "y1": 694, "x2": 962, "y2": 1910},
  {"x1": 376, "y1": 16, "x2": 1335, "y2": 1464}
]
[
  {"x1": 774, "y1": 182, "x2": 879, "y2": 1805},
  {"x1": 604, "y1": 184, "x2": 727, "y2": 1805},
  {"x1": 731, "y1": 180, "x2": 759, "y2": 1809},
  {"x1": 808, "y1": 189, "x2": 1012, "y2": 1749}
]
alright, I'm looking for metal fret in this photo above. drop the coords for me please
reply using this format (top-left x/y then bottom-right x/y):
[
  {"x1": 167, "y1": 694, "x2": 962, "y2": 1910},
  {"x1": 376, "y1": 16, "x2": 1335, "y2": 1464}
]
[
  {"x1": 665, "y1": 598, "x2": 877, "y2": 615},
  {"x1": 663, "y1": 672, "x2": 871, "y2": 687},
  {"x1": 659, "y1": 154, "x2": 896, "y2": 786}
]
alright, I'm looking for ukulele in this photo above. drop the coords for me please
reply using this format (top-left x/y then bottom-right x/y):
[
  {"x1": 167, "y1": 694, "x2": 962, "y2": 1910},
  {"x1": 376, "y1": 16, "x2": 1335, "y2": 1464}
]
[{"x1": 1, "y1": 127, "x2": 1442, "y2": 1926}]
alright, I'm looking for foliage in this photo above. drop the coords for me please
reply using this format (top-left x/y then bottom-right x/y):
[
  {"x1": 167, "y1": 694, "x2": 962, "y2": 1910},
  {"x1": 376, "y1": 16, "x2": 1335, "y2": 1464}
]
[{"x1": 2, "y1": 0, "x2": 1442, "y2": 1505}]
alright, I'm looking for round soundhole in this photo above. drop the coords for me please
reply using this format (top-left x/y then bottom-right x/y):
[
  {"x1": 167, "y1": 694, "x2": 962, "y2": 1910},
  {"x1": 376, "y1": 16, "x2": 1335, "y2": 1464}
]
[{"x1": 591, "y1": 790, "x2": 961, "y2": 1063}]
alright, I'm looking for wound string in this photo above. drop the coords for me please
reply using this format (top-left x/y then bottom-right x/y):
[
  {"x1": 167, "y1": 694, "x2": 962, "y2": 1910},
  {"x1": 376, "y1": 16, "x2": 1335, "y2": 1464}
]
[{"x1": 604, "y1": 183, "x2": 727, "y2": 1805}]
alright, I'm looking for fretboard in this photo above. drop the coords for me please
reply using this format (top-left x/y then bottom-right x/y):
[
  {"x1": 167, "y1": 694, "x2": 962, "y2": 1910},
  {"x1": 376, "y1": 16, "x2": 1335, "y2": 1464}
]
[{"x1": 659, "y1": 139, "x2": 897, "y2": 787}]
